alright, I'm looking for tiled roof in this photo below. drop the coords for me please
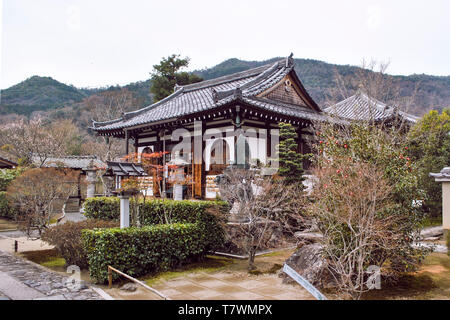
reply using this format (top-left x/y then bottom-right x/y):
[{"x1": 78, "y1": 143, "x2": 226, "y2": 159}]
[
  {"x1": 324, "y1": 91, "x2": 419, "y2": 123},
  {"x1": 241, "y1": 97, "x2": 338, "y2": 123},
  {"x1": 92, "y1": 55, "x2": 322, "y2": 133},
  {"x1": 35, "y1": 156, "x2": 105, "y2": 170},
  {"x1": 0, "y1": 156, "x2": 17, "y2": 168},
  {"x1": 106, "y1": 161, "x2": 146, "y2": 176}
]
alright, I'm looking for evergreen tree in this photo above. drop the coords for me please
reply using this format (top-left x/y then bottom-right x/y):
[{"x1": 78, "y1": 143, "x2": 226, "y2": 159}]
[
  {"x1": 150, "y1": 54, "x2": 203, "y2": 102},
  {"x1": 276, "y1": 122, "x2": 306, "y2": 187},
  {"x1": 407, "y1": 108, "x2": 450, "y2": 218}
]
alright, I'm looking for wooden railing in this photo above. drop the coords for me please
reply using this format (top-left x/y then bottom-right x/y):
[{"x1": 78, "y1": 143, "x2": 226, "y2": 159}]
[{"x1": 107, "y1": 266, "x2": 170, "y2": 300}]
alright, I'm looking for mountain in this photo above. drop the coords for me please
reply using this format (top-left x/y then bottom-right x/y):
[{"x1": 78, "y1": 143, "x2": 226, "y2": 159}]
[
  {"x1": 0, "y1": 76, "x2": 89, "y2": 116},
  {"x1": 194, "y1": 58, "x2": 450, "y2": 115},
  {"x1": 1, "y1": 58, "x2": 449, "y2": 119}
]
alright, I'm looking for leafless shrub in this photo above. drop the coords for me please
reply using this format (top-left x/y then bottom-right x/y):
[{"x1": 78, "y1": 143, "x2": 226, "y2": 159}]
[
  {"x1": 217, "y1": 166, "x2": 306, "y2": 270},
  {"x1": 6, "y1": 168, "x2": 80, "y2": 238}
]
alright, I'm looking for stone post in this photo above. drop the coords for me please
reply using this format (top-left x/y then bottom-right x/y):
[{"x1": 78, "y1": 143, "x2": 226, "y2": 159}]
[
  {"x1": 85, "y1": 170, "x2": 97, "y2": 199},
  {"x1": 430, "y1": 167, "x2": 450, "y2": 232},
  {"x1": 119, "y1": 195, "x2": 130, "y2": 229}
]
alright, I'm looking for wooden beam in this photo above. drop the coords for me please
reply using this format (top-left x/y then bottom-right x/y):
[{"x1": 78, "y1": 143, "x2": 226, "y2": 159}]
[{"x1": 124, "y1": 130, "x2": 129, "y2": 156}]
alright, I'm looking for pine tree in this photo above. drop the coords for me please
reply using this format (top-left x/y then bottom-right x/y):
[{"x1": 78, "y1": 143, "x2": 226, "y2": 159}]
[
  {"x1": 277, "y1": 122, "x2": 306, "y2": 188},
  {"x1": 150, "y1": 54, "x2": 203, "y2": 102}
]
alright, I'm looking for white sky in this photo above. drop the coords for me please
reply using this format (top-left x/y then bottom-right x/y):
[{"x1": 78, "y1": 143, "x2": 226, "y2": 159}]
[{"x1": 1, "y1": 0, "x2": 449, "y2": 89}]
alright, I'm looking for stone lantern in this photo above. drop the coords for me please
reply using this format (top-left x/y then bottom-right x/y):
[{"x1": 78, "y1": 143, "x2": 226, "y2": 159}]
[
  {"x1": 106, "y1": 161, "x2": 146, "y2": 228},
  {"x1": 430, "y1": 167, "x2": 450, "y2": 231}
]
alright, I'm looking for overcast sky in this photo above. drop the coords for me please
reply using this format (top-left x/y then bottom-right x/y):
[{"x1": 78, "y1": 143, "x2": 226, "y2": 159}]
[{"x1": 1, "y1": 0, "x2": 449, "y2": 89}]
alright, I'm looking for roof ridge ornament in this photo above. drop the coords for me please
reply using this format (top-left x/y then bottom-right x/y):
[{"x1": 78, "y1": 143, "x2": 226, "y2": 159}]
[
  {"x1": 286, "y1": 53, "x2": 294, "y2": 68},
  {"x1": 212, "y1": 88, "x2": 218, "y2": 103}
]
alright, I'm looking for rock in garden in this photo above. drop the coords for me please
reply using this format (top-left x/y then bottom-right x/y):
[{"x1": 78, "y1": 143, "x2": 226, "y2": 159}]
[
  {"x1": 120, "y1": 283, "x2": 137, "y2": 292},
  {"x1": 420, "y1": 226, "x2": 443, "y2": 239},
  {"x1": 294, "y1": 231, "x2": 323, "y2": 243},
  {"x1": 281, "y1": 243, "x2": 327, "y2": 287}
]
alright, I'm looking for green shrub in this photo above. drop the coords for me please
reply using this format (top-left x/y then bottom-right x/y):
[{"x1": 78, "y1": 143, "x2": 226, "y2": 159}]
[
  {"x1": 83, "y1": 198, "x2": 229, "y2": 251},
  {"x1": 83, "y1": 197, "x2": 120, "y2": 220},
  {"x1": 0, "y1": 168, "x2": 24, "y2": 192},
  {"x1": 82, "y1": 198, "x2": 229, "y2": 282},
  {"x1": 82, "y1": 223, "x2": 204, "y2": 283},
  {"x1": 0, "y1": 191, "x2": 16, "y2": 219},
  {"x1": 41, "y1": 220, "x2": 119, "y2": 269},
  {"x1": 447, "y1": 231, "x2": 450, "y2": 257}
]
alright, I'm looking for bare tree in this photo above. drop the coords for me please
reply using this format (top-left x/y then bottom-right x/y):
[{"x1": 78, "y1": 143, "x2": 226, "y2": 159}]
[
  {"x1": 217, "y1": 166, "x2": 305, "y2": 270},
  {"x1": 84, "y1": 89, "x2": 137, "y2": 161},
  {"x1": 7, "y1": 168, "x2": 80, "y2": 238},
  {"x1": 81, "y1": 136, "x2": 123, "y2": 162},
  {"x1": 85, "y1": 89, "x2": 137, "y2": 123},
  {"x1": 309, "y1": 157, "x2": 405, "y2": 299},
  {"x1": 0, "y1": 117, "x2": 81, "y2": 166},
  {"x1": 307, "y1": 117, "x2": 430, "y2": 299}
]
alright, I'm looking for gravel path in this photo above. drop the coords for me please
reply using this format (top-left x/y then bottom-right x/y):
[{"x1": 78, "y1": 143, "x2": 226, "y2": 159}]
[{"x1": 0, "y1": 250, "x2": 104, "y2": 300}]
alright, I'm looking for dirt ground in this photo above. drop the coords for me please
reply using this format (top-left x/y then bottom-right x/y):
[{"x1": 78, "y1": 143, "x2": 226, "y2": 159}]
[
  {"x1": 0, "y1": 218, "x2": 18, "y2": 231},
  {"x1": 362, "y1": 252, "x2": 450, "y2": 300},
  {"x1": 0, "y1": 235, "x2": 53, "y2": 253}
]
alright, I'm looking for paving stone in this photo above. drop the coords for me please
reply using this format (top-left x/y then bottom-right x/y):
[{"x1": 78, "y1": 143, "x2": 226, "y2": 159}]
[
  {"x1": 229, "y1": 291, "x2": 265, "y2": 300},
  {"x1": 196, "y1": 279, "x2": 228, "y2": 288},
  {"x1": 34, "y1": 295, "x2": 67, "y2": 300},
  {"x1": 190, "y1": 289, "x2": 224, "y2": 299},
  {"x1": 0, "y1": 249, "x2": 103, "y2": 300},
  {"x1": 175, "y1": 284, "x2": 207, "y2": 293},
  {"x1": 213, "y1": 285, "x2": 248, "y2": 294}
]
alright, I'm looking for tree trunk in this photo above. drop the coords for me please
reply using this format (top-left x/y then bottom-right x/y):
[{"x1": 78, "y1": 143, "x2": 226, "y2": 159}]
[{"x1": 248, "y1": 247, "x2": 257, "y2": 271}]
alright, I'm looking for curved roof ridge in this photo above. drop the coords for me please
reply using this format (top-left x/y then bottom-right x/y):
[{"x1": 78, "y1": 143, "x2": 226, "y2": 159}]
[
  {"x1": 122, "y1": 86, "x2": 185, "y2": 118},
  {"x1": 92, "y1": 86, "x2": 186, "y2": 128},
  {"x1": 209, "y1": 60, "x2": 285, "y2": 101},
  {"x1": 92, "y1": 117, "x2": 124, "y2": 128},
  {"x1": 181, "y1": 61, "x2": 280, "y2": 92}
]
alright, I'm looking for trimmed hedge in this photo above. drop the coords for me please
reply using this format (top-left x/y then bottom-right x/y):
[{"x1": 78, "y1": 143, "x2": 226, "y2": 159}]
[
  {"x1": 83, "y1": 197, "x2": 119, "y2": 221},
  {"x1": 83, "y1": 198, "x2": 229, "y2": 251},
  {"x1": 82, "y1": 223, "x2": 204, "y2": 283},
  {"x1": 81, "y1": 198, "x2": 230, "y2": 283}
]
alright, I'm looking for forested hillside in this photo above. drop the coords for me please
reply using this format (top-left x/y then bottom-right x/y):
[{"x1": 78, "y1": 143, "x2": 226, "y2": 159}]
[
  {"x1": 0, "y1": 76, "x2": 88, "y2": 115},
  {"x1": 1, "y1": 57, "x2": 449, "y2": 122}
]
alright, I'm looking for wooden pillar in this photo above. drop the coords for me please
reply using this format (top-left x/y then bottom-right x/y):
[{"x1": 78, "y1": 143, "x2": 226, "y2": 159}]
[
  {"x1": 124, "y1": 130, "x2": 129, "y2": 157},
  {"x1": 264, "y1": 122, "x2": 271, "y2": 165},
  {"x1": 193, "y1": 121, "x2": 204, "y2": 199},
  {"x1": 134, "y1": 136, "x2": 139, "y2": 155},
  {"x1": 152, "y1": 134, "x2": 162, "y2": 197},
  {"x1": 201, "y1": 123, "x2": 206, "y2": 198}
]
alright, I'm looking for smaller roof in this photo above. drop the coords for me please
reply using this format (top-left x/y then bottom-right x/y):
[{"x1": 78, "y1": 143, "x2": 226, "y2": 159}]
[
  {"x1": 106, "y1": 161, "x2": 147, "y2": 176},
  {"x1": 35, "y1": 155, "x2": 105, "y2": 170},
  {"x1": 324, "y1": 91, "x2": 419, "y2": 124},
  {"x1": 0, "y1": 156, "x2": 17, "y2": 169},
  {"x1": 430, "y1": 167, "x2": 450, "y2": 182}
]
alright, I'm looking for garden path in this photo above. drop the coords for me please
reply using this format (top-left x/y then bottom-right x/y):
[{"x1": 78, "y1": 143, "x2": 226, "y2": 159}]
[{"x1": 0, "y1": 249, "x2": 105, "y2": 300}]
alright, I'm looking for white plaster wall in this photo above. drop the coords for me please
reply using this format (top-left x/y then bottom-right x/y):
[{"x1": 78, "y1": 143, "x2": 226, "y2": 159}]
[{"x1": 443, "y1": 182, "x2": 450, "y2": 230}]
